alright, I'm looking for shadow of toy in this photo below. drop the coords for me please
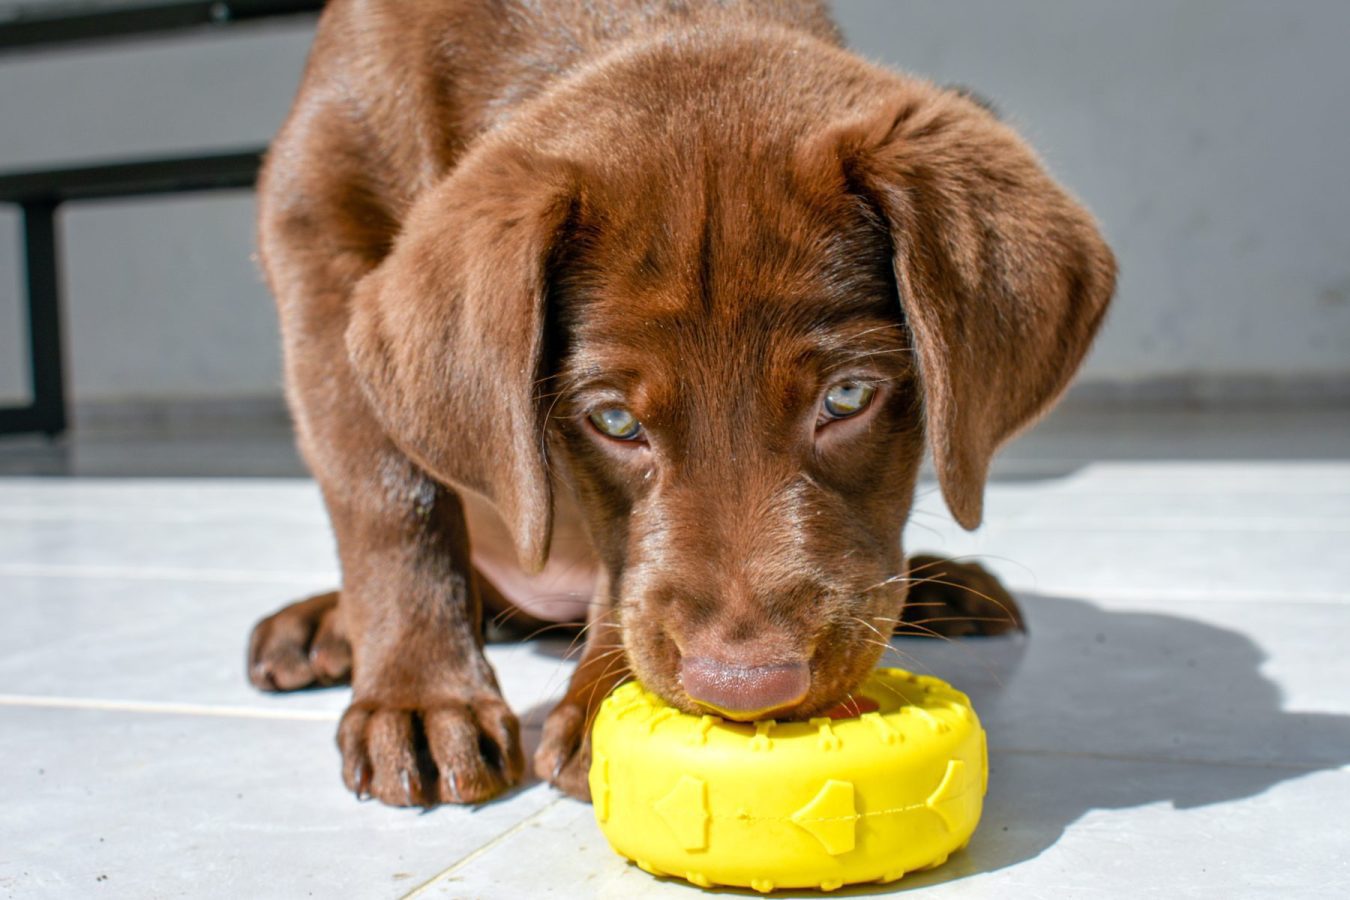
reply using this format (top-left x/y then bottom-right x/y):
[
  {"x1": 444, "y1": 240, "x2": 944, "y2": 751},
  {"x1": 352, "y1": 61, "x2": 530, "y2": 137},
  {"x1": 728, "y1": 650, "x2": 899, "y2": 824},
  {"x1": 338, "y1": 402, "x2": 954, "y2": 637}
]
[{"x1": 830, "y1": 591, "x2": 1350, "y2": 895}]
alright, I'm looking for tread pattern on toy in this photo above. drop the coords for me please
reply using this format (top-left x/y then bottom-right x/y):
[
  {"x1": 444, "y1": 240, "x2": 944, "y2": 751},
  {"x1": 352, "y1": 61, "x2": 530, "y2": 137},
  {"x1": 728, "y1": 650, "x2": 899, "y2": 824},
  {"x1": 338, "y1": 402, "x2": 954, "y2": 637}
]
[{"x1": 589, "y1": 667, "x2": 987, "y2": 893}]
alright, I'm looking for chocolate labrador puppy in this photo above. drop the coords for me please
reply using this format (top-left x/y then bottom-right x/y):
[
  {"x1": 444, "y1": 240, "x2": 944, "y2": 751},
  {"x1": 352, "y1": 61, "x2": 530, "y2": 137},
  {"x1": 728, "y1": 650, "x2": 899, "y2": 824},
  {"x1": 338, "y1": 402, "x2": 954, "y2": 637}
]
[{"x1": 248, "y1": 0, "x2": 1114, "y2": 807}]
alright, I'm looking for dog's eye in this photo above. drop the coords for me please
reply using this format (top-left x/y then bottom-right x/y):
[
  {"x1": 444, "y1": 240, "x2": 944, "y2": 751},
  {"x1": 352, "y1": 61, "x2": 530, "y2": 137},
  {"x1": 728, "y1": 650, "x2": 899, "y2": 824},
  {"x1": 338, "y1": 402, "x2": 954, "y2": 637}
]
[
  {"x1": 589, "y1": 407, "x2": 643, "y2": 441},
  {"x1": 822, "y1": 381, "x2": 876, "y2": 419}
]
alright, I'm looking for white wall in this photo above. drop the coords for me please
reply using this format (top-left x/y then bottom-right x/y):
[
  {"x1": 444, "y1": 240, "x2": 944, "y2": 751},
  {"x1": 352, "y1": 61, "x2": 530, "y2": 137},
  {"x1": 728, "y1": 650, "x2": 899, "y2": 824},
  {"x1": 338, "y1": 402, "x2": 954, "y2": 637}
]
[{"x1": 1, "y1": 1, "x2": 1347, "y2": 407}]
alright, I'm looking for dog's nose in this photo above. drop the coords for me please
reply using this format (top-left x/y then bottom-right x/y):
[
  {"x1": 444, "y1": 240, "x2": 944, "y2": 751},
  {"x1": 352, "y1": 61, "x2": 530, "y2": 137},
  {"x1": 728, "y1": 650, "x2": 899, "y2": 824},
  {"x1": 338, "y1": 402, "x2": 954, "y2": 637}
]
[{"x1": 679, "y1": 657, "x2": 810, "y2": 720}]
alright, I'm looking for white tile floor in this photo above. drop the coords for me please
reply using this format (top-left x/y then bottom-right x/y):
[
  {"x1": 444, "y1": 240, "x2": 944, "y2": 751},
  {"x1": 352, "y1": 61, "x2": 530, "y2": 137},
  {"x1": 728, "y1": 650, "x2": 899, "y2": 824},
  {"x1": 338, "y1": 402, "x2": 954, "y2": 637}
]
[{"x1": 2, "y1": 411, "x2": 1349, "y2": 898}]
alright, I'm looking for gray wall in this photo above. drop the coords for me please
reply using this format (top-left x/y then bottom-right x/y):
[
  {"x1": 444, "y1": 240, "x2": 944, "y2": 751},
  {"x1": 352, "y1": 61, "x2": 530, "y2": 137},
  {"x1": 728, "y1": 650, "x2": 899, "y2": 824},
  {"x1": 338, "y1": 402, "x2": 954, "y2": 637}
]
[
  {"x1": 1, "y1": 1, "x2": 1348, "y2": 408},
  {"x1": 0, "y1": 18, "x2": 313, "y2": 405},
  {"x1": 835, "y1": 0, "x2": 1350, "y2": 394}
]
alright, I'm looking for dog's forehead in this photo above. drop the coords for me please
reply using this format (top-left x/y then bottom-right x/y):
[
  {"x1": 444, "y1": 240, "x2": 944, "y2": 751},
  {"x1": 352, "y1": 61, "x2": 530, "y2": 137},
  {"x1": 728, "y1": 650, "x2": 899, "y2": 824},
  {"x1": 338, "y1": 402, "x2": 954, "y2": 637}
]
[
  {"x1": 554, "y1": 144, "x2": 905, "y2": 417},
  {"x1": 570, "y1": 168, "x2": 893, "y2": 336}
]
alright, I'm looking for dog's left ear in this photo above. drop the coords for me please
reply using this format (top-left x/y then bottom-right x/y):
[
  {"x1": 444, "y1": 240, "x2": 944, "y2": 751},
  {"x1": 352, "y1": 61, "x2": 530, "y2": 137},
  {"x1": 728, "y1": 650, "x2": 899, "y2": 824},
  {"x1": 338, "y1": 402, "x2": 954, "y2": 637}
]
[
  {"x1": 813, "y1": 86, "x2": 1116, "y2": 529},
  {"x1": 345, "y1": 143, "x2": 581, "y2": 572}
]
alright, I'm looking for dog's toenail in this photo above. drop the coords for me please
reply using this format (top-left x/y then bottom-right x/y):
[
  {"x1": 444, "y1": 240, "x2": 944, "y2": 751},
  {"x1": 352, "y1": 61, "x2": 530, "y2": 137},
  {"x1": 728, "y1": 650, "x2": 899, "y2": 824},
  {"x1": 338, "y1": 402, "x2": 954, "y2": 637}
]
[
  {"x1": 354, "y1": 761, "x2": 371, "y2": 799},
  {"x1": 252, "y1": 664, "x2": 276, "y2": 691},
  {"x1": 400, "y1": 770, "x2": 414, "y2": 804}
]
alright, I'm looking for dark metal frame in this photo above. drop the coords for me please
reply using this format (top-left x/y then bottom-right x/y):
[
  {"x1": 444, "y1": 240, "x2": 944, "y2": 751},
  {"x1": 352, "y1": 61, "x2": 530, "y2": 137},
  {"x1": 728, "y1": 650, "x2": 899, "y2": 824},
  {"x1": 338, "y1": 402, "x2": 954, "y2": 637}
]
[
  {"x1": 0, "y1": 1, "x2": 325, "y2": 437},
  {"x1": 2, "y1": 201, "x2": 63, "y2": 435},
  {"x1": 0, "y1": 152, "x2": 264, "y2": 435},
  {"x1": 0, "y1": 1, "x2": 324, "y2": 52}
]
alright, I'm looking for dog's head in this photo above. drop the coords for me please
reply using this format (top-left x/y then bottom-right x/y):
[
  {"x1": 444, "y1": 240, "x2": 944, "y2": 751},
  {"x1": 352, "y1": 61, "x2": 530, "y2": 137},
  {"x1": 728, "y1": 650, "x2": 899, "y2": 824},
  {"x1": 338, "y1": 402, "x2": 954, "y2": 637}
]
[{"x1": 346, "y1": 38, "x2": 1115, "y2": 720}]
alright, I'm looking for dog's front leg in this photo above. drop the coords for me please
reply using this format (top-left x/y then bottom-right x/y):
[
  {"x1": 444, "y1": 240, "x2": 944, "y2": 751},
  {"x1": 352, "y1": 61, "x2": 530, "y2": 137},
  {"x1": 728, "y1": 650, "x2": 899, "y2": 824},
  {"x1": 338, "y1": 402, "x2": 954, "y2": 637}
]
[
  {"x1": 330, "y1": 457, "x2": 524, "y2": 807},
  {"x1": 535, "y1": 577, "x2": 628, "y2": 801},
  {"x1": 901, "y1": 554, "x2": 1025, "y2": 636}
]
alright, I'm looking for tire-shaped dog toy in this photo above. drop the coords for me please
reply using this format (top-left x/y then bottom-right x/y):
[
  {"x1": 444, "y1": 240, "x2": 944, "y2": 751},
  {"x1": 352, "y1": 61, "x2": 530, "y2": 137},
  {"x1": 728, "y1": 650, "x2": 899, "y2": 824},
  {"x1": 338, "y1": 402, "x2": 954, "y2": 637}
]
[{"x1": 588, "y1": 668, "x2": 986, "y2": 893}]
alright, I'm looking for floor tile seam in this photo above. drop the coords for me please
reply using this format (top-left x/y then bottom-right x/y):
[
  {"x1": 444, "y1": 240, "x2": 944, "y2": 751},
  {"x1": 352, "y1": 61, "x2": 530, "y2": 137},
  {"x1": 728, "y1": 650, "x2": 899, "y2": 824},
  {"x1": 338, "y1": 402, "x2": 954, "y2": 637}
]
[
  {"x1": 0, "y1": 510, "x2": 324, "y2": 523},
  {"x1": 0, "y1": 477, "x2": 316, "y2": 488},
  {"x1": 977, "y1": 485, "x2": 1350, "y2": 499},
  {"x1": 1001, "y1": 587, "x2": 1350, "y2": 606},
  {"x1": 981, "y1": 487, "x2": 1350, "y2": 496},
  {"x1": 12, "y1": 515, "x2": 1349, "y2": 532},
  {"x1": 988, "y1": 469, "x2": 1350, "y2": 479},
  {"x1": 0, "y1": 693, "x2": 341, "y2": 722},
  {"x1": 0, "y1": 563, "x2": 335, "y2": 585},
  {"x1": 2, "y1": 692, "x2": 1345, "y2": 776},
  {"x1": 0, "y1": 695, "x2": 554, "y2": 734},
  {"x1": 985, "y1": 520, "x2": 1350, "y2": 532},
  {"x1": 990, "y1": 744, "x2": 1350, "y2": 774},
  {"x1": 400, "y1": 795, "x2": 567, "y2": 899},
  {"x1": 4, "y1": 568, "x2": 1346, "y2": 606}
]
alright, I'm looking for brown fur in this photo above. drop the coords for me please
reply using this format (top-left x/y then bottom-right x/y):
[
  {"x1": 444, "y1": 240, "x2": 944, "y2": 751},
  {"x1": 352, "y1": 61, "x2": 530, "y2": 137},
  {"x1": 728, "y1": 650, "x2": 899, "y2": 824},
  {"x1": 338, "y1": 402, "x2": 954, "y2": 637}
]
[{"x1": 248, "y1": 0, "x2": 1114, "y2": 806}]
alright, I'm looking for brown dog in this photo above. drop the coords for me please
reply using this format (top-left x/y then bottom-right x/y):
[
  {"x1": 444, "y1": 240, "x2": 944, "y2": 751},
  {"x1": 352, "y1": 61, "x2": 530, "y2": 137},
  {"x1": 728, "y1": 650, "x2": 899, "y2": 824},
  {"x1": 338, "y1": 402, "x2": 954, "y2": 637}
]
[{"x1": 248, "y1": 0, "x2": 1114, "y2": 807}]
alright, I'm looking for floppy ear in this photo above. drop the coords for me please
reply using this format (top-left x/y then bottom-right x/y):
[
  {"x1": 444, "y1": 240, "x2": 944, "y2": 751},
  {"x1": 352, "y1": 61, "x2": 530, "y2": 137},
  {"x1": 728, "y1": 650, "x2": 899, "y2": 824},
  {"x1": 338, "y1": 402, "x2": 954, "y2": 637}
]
[
  {"x1": 345, "y1": 144, "x2": 579, "y2": 572},
  {"x1": 826, "y1": 88, "x2": 1116, "y2": 528}
]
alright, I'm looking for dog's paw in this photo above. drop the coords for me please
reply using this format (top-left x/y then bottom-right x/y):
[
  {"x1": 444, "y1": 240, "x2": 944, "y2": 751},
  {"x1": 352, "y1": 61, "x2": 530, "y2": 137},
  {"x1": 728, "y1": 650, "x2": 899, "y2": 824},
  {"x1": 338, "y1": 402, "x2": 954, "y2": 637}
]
[
  {"x1": 338, "y1": 693, "x2": 523, "y2": 807},
  {"x1": 534, "y1": 701, "x2": 592, "y2": 801},
  {"x1": 247, "y1": 591, "x2": 352, "y2": 691},
  {"x1": 902, "y1": 554, "x2": 1025, "y2": 637}
]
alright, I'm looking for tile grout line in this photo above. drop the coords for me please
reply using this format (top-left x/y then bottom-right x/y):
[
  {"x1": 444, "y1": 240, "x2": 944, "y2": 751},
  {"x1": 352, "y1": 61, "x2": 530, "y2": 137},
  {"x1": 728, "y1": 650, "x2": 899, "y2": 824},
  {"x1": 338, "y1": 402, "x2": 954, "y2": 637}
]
[
  {"x1": 989, "y1": 745, "x2": 1350, "y2": 773},
  {"x1": 3, "y1": 564, "x2": 1347, "y2": 606},
  {"x1": 400, "y1": 796, "x2": 566, "y2": 899},
  {"x1": 989, "y1": 519, "x2": 1350, "y2": 532},
  {"x1": 0, "y1": 562, "x2": 335, "y2": 585},
  {"x1": 8, "y1": 695, "x2": 1336, "y2": 776},
  {"x1": 0, "y1": 693, "x2": 340, "y2": 722},
  {"x1": 1018, "y1": 587, "x2": 1350, "y2": 606}
]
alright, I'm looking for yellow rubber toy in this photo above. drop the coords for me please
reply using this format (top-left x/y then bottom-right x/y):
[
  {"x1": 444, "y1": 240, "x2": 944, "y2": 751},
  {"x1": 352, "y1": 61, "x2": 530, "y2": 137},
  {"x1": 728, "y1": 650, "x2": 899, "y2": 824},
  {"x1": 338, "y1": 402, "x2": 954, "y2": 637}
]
[{"x1": 588, "y1": 668, "x2": 986, "y2": 893}]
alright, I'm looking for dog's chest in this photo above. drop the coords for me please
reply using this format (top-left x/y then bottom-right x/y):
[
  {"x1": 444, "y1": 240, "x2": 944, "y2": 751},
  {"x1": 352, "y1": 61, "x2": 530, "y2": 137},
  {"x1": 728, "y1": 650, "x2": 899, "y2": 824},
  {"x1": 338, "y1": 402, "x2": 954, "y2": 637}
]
[{"x1": 463, "y1": 489, "x2": 597, "y2": 623}]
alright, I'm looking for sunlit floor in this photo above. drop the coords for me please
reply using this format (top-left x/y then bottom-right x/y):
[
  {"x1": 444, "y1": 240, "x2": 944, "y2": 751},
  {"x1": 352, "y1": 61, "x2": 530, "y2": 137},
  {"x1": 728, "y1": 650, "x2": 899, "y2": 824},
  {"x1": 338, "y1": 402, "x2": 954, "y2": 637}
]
[{"x1": 2, "y1": 405, "x2": 1348, "y2": 898}]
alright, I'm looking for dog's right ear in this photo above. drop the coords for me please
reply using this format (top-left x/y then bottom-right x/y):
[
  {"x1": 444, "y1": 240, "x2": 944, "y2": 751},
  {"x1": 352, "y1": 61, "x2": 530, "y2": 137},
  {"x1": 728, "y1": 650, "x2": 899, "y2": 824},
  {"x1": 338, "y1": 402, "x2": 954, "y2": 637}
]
[
  {"x1": 800, "y1": 84, "x2": 1116, "y2": 531},
  {"x1": 345, "y1": 143, "x2": 580, "y2": 574}
]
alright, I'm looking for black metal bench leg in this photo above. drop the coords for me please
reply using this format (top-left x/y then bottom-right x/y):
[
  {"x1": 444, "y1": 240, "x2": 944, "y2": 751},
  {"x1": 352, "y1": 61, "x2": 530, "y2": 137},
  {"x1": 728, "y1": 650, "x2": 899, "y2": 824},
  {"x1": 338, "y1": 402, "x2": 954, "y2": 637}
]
[{"x1": 23, "y1": 200, "x2": 67, "y2": 437}]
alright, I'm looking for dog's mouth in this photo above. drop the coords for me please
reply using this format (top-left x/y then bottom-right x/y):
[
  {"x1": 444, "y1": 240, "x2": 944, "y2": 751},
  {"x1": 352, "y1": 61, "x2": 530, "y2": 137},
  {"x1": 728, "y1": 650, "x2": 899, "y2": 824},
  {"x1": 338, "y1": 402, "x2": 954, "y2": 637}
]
[{"x1": 819, "y1": 694, "x2": 881, "y2": 718}]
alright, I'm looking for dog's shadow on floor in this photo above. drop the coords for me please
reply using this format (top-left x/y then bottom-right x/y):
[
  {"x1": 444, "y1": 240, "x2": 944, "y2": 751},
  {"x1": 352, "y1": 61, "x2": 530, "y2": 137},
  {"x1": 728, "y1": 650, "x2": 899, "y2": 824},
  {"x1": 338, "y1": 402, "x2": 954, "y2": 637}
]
[{"x1": 524, "y1": 593, "x2": 1350, "y2": 896}]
